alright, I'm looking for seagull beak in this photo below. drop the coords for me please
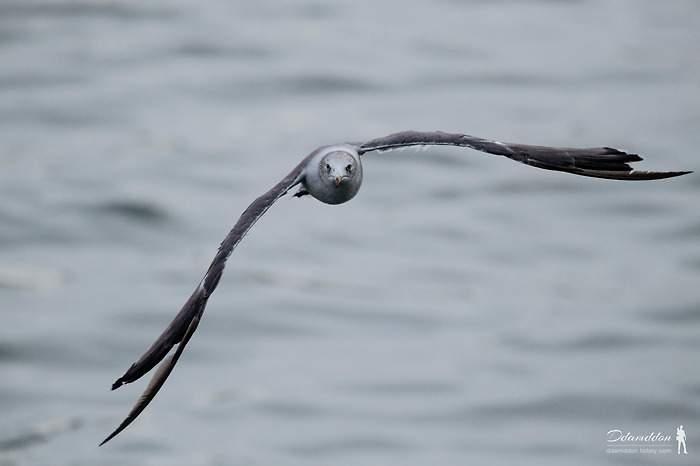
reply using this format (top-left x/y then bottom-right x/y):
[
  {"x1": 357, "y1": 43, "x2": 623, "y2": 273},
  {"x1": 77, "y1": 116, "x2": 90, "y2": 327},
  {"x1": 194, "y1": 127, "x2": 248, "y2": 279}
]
[{"x1": 334, "y1": 176, "x2": 341, "y2": 187}]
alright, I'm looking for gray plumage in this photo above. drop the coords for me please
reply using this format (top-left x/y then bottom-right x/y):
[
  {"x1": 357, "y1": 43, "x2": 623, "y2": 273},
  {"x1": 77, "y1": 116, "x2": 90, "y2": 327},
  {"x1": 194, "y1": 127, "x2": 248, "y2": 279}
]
[{"x1": 101, "y1": 130, "x2": 689, "y2": 445}]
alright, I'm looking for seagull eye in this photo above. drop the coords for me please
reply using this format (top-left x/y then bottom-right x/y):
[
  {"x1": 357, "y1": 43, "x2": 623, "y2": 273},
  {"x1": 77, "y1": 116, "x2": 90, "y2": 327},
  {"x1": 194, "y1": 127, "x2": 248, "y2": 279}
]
[
  {"x1": 325, "y1": 163, "x2": 331, "y2": 173},
  {"x1": 346, "y1": 164, "x2": 353, "y2": 173}
]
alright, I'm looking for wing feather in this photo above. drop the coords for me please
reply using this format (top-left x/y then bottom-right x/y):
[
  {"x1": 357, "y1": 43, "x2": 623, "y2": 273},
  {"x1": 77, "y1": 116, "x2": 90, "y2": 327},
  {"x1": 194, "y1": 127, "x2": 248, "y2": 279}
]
[
  {"x1": 358, "y1": 131, "x2": 690, "y2": 180},
  {"x1": 101, "y1": 159, "x2": 307, "y2": 445}
]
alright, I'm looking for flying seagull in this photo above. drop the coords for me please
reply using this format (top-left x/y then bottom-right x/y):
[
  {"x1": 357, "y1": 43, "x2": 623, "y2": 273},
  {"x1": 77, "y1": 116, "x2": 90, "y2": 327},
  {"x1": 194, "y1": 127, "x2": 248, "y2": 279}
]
[{"x1": 101, "y1": 130, "x2": 690, "y2": 445}]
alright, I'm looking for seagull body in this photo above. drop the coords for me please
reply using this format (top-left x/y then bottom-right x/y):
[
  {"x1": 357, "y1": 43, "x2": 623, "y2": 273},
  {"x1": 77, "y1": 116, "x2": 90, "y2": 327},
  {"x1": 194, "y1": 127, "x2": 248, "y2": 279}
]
[
  {"x1": 101, "y1": 130, "x2": 689, "y2": 445},
  {"x1": 295, "y1": 143, "x2": 362, "y2": 204}
]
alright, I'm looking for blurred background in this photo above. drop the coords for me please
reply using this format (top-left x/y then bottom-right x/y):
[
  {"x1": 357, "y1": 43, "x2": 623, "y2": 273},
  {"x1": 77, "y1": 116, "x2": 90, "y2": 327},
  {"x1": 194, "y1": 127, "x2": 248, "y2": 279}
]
[{"x1": 0, "y1": 1, "x2": 698, "y2": 464}]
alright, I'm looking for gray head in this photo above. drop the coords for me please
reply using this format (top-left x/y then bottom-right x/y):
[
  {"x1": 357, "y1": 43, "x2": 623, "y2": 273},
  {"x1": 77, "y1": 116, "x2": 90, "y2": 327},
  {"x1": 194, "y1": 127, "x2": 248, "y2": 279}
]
[{"x1": 303, "y1": 148, "x2": 363, "y2": 205}]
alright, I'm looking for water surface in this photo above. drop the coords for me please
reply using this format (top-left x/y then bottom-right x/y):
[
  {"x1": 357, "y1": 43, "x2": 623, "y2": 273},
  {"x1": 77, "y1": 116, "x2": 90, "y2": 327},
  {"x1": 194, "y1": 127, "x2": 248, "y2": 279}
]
[{"x1": 1, "y1": 1, "x2": 699, "y2": 465}]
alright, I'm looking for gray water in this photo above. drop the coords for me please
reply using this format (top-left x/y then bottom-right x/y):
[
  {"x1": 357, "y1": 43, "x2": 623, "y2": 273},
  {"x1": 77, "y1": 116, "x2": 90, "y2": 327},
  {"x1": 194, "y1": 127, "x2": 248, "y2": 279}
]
[{"x1": 1, "y1": 1, "x2": 699, "y2": 465}]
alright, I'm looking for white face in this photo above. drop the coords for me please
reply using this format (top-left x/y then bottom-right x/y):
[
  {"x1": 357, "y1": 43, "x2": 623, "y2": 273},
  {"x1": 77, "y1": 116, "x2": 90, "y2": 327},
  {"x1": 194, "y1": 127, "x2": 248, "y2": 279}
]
[{"x1": 320, "y1": 151, "x2": 358, "y2": 188}]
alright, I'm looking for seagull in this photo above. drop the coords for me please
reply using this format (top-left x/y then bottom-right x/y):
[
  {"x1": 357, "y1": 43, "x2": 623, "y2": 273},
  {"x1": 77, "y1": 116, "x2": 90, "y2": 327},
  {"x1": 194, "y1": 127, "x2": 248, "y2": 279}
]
[{"x1": 101, "y1": 130, "x2": 690, "y2": 445}]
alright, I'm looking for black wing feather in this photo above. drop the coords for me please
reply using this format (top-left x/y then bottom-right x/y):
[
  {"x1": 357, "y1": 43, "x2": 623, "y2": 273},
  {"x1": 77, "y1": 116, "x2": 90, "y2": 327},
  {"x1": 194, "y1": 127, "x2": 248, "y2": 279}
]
[
  {"x1": 358, "y1": 131, "x2": 690, "y2": 180},
  {"x1": 101, "y1": 160, "x2": 307, "y2": 445}
]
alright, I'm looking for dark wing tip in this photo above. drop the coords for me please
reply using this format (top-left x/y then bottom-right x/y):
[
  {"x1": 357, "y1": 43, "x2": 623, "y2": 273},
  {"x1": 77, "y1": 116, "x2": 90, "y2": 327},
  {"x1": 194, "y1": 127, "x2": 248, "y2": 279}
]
[
  {"x1": 506, "y1": 144, "x2": 690, "y2": 180},
  {"x1": 100, "y1": 312, "x2": 203, "y2": 446},
  {"x1": 99, "y1": 431, "x2": 117, "y2": 447},
  {"x1": 598, "y1": 170, "x2": 692, "y2": 181},
  {"x1": 111, "y1": 379, "x2": 124, "y2": 391},
  {"x1": 602, "y1": 147, "x2": 642, "y2": 162}
]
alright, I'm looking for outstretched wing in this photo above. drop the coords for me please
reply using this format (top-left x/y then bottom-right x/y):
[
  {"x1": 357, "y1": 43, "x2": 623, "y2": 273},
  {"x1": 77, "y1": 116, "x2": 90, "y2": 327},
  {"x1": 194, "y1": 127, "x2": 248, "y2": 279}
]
[
  {"x1": 357, "y1": 131, "x2": 690, "y2": 180},
  {"x1": 101, "y1": 159, "x2": 308, "y2": 445}
]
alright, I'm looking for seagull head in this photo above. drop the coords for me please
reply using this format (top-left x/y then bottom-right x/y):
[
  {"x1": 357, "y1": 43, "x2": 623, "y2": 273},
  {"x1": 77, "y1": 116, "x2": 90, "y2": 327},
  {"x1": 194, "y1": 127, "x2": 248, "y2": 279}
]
[
  {"x1": 303, "y1": 148, "x2": 363, "y2": 205},
  {"x1": 322, "y1": 151, "x2": 358, "y2": 188}
]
